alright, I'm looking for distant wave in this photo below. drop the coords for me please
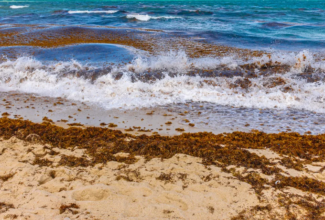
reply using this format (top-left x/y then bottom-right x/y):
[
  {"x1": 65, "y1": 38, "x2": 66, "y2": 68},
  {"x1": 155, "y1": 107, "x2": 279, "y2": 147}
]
[
  {"x1": 186, "y1": 9, "x2": 212, "y2": 13},
  {"x1": 10, "y1": 5, "x2": 29, "y2": 9},
  {"x1": 126, "y1": 14, "x2": 151, "y2": 21},
  {"x1": 126, "y1": 14, "x2": 181, "y2": 21},
  {"x1": 68, "y1": 10, "x2": 118, "y2": 14}
]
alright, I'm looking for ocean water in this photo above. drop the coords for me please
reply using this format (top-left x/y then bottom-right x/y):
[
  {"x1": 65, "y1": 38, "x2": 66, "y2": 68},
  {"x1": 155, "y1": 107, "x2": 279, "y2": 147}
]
[
  {"x1": 1, "y1": 0, "x2": 325, "y2": 50},
  {"x1": 1, "y1": 0, "x2": 325, "y2": 133}
]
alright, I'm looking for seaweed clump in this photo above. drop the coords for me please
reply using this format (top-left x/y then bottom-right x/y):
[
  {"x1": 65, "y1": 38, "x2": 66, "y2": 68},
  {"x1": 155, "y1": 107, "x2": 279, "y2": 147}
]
[
  {"x1": 0, "y1": 173, "x2": 15, "y2": 182},
  {"x1": 231, "y1": 205, "x2": 273, "y2": 220},
  {"x1": 2, "y1": 118, "x2": 325, "y2": 198},
  {"x1": 274, "y1": 175, "x2": 325, "y2": 196},
  {"x1": 0, "y1": 202, "x2": 14, "y2": 214},
  {"x1": 277, "y1": 193, "x2": 325, "y2": 220},
  {"x1": 59, "y1": 203, "x2": 79, "y2": 214}
]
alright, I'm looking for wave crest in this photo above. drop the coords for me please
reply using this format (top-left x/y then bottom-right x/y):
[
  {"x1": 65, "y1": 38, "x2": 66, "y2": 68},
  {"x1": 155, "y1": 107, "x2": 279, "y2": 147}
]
[
  {"x1": 10, "y1": 5, "x2": 29, "y2": 9},
  {"x1": 126, "y1": 14, "x2": 181, "y2": 21},
  {"x1": 68, "y1": 10, "x2": 118, "y2": 14}
]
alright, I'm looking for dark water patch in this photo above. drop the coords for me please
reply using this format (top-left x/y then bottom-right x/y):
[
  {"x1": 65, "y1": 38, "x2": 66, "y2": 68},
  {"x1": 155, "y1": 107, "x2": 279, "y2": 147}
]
[
  {"x1": 0, "y1": 44, "x2": 134, "y2": 65},
  {"x1": 52, "y1": 10, "x2": 69, "y2": 15},
  {"x1": 261, "y1": 22, "x2": 291, "y2": 29},
  {"x1": 0, "y1": 27, "x2": 30, "y2": 34},
  {"x1": 102, "y1": 6, "x2": 118, "y2": 9}
]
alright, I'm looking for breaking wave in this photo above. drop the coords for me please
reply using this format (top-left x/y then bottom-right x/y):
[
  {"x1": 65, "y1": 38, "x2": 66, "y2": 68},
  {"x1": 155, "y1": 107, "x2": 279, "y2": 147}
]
[
  {"x1": 0, "y1": 49, "x2": 325, "y2": 112},
  {"x1": 126, "y1": 14, "x2": 181, "y2": 21},
  {"x1": 10, "y1": 5, "x2": 29, "y2": 9},
  {"x1": 68, "y1": 10, "x2": 118, "y2": 14}
]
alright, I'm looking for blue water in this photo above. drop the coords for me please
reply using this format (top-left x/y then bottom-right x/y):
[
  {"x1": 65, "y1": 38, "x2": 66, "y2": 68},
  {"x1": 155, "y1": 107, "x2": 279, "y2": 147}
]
[
  {"x1": 1, "y1": 0, "x2": 325, "y2": 50},
  {"x1": 0, "y1": 44, "x2": 134, "y2": 64}
]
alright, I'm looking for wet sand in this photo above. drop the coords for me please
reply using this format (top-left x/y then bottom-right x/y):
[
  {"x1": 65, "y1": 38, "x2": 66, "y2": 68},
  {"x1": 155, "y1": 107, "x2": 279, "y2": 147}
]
[
  {"x1": 0, "y1": 91, "x2": 231, "y2": 136},
  {"x1": 2, "y1": 91, "x2": 325, "y2": 135}
]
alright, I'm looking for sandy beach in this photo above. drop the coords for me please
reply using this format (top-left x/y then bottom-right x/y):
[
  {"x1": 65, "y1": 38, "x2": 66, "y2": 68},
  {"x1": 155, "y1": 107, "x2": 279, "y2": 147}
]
[{"x1": 0, "y1": 117, "x2": 325, "y2": 219}]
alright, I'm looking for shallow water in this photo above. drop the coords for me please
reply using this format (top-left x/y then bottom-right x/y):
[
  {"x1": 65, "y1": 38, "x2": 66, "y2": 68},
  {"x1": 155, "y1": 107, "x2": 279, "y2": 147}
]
[
  {"x1": 0, "y1": 44, "x2": 134, "y2": 64},
  {"x1": 168, "y1": 102, "x2": 325, "y2": 134}
]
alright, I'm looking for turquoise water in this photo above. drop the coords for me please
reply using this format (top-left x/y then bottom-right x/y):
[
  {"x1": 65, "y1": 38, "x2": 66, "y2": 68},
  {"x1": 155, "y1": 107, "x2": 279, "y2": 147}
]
[{"x1": 1, "y1": 0, "x2": 325, "y2": 50}]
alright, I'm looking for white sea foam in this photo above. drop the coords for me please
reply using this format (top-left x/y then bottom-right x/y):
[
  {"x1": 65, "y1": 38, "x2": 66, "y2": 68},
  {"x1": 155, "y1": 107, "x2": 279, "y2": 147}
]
[
  {"x1": 0, "y1": 50, "x2": 325, "y2": 112},
  {"x1": 68, "y1": 10, "x2": 118, "y2": 14},
  {"x1": 126, "y1": 50, "x2": 239, "y2": 73},
  {"x1": 251, "y1": 50, "x2": 325, "y2": 74},
  {"x1": 126, "y1": 14, "x2": 181, "y2": 21},
  {"x1": 10, "y1": 5, "x2": 29, "y2": 9}
]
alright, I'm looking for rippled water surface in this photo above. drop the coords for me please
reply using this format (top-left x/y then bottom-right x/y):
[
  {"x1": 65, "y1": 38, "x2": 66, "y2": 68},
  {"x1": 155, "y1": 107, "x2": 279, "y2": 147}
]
[{"x1": 1, "y1": 0, "x2": 325, "y2": 50}]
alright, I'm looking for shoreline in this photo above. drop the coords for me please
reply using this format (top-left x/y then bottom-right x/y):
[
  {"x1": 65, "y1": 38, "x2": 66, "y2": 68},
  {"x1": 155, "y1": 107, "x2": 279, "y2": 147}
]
[
  {"x1": 0, "y1": 117, "x2": 325, "y2": 219},
  {"x1": 2, "y1": 90, "x2": 324, "y2": 136},
  {"x1": 0, "y1": 91, "x2": 244, "y2": 136}
]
